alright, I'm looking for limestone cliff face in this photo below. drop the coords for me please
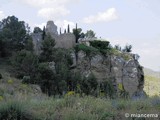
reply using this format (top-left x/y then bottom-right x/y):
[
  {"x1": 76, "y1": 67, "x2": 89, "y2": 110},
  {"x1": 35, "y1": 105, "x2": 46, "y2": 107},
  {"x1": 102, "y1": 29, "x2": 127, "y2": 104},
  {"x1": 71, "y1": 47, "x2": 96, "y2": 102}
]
[
  {"x1": 72, "y1": 51, "x2": 145, "y2": 98},
  {"x1": 31, "y1": 21, "x2": 145, "y2": 98}
]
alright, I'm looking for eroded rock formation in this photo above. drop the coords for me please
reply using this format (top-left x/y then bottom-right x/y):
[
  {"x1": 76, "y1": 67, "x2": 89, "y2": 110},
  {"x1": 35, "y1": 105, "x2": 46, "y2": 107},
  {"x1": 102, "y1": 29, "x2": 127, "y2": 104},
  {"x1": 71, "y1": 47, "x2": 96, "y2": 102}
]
[
  {"x1": 72, "y1": 51, "x2": 145, "y2": 98},
  {"x1": 32, "y1": 20, "x2": 145, "y2": 98}
]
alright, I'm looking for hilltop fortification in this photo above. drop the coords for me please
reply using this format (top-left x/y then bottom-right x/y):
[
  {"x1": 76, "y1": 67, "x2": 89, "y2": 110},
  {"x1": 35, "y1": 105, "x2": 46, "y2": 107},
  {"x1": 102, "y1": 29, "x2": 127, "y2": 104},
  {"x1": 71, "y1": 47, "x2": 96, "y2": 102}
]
[
  {"x1": 31, "y1": 21, "x2": 145, "y2": 99},
  {"x1": 32, "y1": 21, "x2": 75, "y2": 53}
]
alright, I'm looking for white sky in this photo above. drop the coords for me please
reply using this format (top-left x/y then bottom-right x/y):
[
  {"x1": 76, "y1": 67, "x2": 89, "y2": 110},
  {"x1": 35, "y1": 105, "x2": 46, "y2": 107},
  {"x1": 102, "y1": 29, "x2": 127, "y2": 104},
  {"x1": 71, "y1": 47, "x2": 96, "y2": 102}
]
[{"x1": 0, "y1": 0, "x2": 160, "y2": 71}]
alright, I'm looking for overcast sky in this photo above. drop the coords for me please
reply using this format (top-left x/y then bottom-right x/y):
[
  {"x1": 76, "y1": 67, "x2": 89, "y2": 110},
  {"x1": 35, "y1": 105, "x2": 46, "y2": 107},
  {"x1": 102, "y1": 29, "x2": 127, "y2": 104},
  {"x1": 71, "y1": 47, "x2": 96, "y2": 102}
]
[{"x1": 0, "y1": 0, "x2": 160, "y2": 71}]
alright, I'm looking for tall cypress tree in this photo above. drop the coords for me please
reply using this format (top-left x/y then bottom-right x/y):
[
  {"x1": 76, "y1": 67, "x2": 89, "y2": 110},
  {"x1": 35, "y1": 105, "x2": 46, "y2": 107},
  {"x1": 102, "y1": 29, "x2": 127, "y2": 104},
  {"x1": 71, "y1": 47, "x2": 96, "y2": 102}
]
[
  {"x1": 60, "y1": 28, "x2": 62, "y2": 35},
  {"x1": 75, "y1": 23, "x2": 78, "y2": 43},
  {"x1": 42, "y1": 26, "x2": 46, "y2": 40},
  {"x1": 67, "y1": 24, "x2": 70, "y2": 33},
  {"x1": 64, "y1": 29, "x2": 66, "y2": 34}
]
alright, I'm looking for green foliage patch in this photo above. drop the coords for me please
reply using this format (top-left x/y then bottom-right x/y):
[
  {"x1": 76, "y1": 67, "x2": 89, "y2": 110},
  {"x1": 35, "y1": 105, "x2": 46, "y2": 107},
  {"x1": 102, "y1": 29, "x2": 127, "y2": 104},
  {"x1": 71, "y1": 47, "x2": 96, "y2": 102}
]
[{"x1": 0, "y1": 101, "x2": 38, "y2": 120}]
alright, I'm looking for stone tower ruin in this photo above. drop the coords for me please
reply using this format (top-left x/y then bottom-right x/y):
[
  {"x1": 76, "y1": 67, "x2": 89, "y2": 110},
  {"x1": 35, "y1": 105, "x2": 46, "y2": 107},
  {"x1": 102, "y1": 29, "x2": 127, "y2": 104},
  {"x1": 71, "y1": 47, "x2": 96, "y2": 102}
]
[{"x1": 32, "y1": 20, "x2": 76, "y2": 54}]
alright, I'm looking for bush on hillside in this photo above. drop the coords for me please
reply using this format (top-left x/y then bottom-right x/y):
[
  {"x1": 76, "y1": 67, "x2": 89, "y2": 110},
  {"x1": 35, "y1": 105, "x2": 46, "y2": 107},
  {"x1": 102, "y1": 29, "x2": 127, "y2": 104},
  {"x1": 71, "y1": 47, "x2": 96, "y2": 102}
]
[
  {"x1": 40, "y1": 34, "x2": 55, "y2": 62},
  {"x1": 0, "y1": 101, "x2": 38, "y2": 120},
  {"x1": 89, "y1": 40, "x2": 110, "y2": 50},
  {"x1": 80, "y1": 73, "x2": 98, "y2": 95},
  {"x1": 89, "y1": 40, "x2": 112, "y2": 55},
  {"x1": 100, "y1": 80, "x2": 116, "y2": 98},
  {"x1": 11, "y1": 50, "x2": 39, "y2": 80}
]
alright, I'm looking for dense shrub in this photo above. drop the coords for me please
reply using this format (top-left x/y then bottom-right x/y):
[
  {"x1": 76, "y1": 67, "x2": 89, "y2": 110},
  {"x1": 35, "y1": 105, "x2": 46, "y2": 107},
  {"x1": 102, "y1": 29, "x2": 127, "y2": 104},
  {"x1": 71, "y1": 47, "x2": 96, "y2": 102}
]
[
  {"x1": 80, "y1": 73, "x2": 98, "y2": 95},
  {"x1": 0, "y1": 16, "x2": 31, "y2": 57},
  {"x1": 40, "y1": 34, "x2": 55, "y2": 62},
  {"x1": 100, "y1": 80, "x2": 116, "y2": 98},
  {"x1": 122, "y1": 44, "x2": 132, "y2": 53},
  {"x1": 0, "y1": 101, "x2": 38, "y2": 120},
  {"x1": 89, "y1": 40, "x2": 112, "y2": 56},
  {"x1": 11, "y1": 50, "x2": 39, "y2": 80},
  {"x1": 76, "y1": 44, "x2": 98, "y2": 55},
  {"x1": 76, "y1": 44, "x2": 98, "y2": 66},
  {"x1": 89, "y1": 40, "x2": 110, "y2": 50},
  {"x1": 37, "y1": 62, "x2": 57, "y2": 96}
]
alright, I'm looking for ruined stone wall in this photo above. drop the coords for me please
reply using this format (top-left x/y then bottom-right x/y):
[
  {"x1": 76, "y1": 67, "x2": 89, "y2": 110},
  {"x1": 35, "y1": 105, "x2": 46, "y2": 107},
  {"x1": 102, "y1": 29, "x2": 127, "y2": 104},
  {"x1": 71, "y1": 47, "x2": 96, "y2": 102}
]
[
  {"x1": 32, "y1": 20, "x2": 76, "y2": 52},
  {"x1": 31, "y1": 33, "x2": 42, "y2": 55},
  {"x1": 46, "y1": 21, "x2": 58, "y2": 35},
  {"x1": 55, "y1": 33, "x2": 75, "y2": 49},
  {"x1": 31, "y1": 21, "x2": 145, "y2": 98}
]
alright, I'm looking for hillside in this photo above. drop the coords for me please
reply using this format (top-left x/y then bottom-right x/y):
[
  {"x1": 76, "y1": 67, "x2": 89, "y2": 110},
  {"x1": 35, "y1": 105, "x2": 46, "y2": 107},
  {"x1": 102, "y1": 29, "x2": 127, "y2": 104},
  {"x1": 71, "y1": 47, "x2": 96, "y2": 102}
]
[
  {"x1": 0, "y1": 16, "x2": 160, "y2": 120},
  {"x1": 0, "y1": 58, "x2": 47, "y2": 101},
  {"x1": 144, "y1": 68, "x2": 160, "y2": 78},
  {"x1": 0, "y1": 57, "x2": 160, "y2": 120},
  {"x1": 144, "y1": 68, "x2": 160, "y2": 96}
]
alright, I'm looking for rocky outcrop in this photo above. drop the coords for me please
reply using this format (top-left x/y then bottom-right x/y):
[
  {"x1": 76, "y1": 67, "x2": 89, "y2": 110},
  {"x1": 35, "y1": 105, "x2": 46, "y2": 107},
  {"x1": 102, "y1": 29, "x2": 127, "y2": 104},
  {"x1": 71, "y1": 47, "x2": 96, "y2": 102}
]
[
  {"x1": 31, "y1": 21, "x2": 145, "y2": 98},
  {"x1": 72, "y1": 51, "x2": 145, "y2": 98}
]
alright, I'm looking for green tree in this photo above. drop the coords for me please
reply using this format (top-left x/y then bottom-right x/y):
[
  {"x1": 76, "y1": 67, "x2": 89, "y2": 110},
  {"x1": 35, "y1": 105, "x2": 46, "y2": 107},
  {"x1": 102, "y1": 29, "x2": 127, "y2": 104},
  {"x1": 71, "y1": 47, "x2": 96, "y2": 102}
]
[
  {"x1": 73, "y1": 23, "x2": 83, "y2": 64},
  {"x1": 40, "y1": 34, "x2": 55, "y2": 62},
  {"x1": 64, "y1": 29, "x2": 66, "y2": 34},
  {"x1": 73, "y1": 23, "x2": 82, "y2": 43},
  {"x1": 11, "y1": 50, "x2": 39, "y2": 80},
  {"x1": 67, "y1": 24, "x2": 70, "y2": 33},
  {"x1": 100, "y1": 80, "x2": 116, "y2": 99},
  {"x1": 85, "y1": 30, "x2": 96, "y2": 38},
  {"x1": 89, "y1": 40, "x2": 110, "y2": 50},
  {"x1": 37, "y1": 62, "x2": 56, "y2": 96},
  {"x1": 114, "y1": 44, "x2": 122, "y2": 51},
  {"x1": 24, "y1": 36, "x2": 34, "y2": 51},
  {"x1": 33, "y1": 27, "x2": 42, "y2": 33},
  {"x1": 42, "y1": 26, "x2": 46, "y2": 40},
  {"x1": 80, "y1": 73, "x2": 98, "y2": 95},
  {"x1": 0, "y1": 16, "x2": 30, "y2": 56},
  {"x1": 59, "y1": 28, "x2": 62, "y2": 35},
  {"x1": 122, "y1": 44, "x2": 132, "y2": 53}
]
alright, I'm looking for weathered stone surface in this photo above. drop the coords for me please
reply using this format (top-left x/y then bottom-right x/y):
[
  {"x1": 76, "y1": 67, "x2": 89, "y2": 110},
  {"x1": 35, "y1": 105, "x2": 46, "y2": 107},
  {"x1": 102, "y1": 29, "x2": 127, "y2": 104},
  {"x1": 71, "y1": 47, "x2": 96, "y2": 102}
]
[
  {"x1": 32, "y1": 20, "x2": 76, "y2": 50},
  {"x1": 55, "y1": 33, "x2": 76, "y2": 49},
  {"x1": 74, "y1": 51, "x2": 144, "y2": 97},
  {"x1": 31, "y1": 20, "x2": 145, "y2": 98},
  {"x1": 46, "y1": 21, "x2": 58, "y2": 35},
  {"x1": 31, "y1": 33, "x2": 42, "y2": 54}
]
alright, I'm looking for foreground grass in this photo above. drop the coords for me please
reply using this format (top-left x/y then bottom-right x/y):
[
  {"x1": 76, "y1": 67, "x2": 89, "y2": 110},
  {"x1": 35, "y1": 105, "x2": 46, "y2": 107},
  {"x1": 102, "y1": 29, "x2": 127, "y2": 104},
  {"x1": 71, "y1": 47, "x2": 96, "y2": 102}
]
[
  {"x1": 0, "y1": 96, "x2": 160, "y2": 120},
  {"x1": 0, "y1": 59, "x2": 160, "y2": 120}
]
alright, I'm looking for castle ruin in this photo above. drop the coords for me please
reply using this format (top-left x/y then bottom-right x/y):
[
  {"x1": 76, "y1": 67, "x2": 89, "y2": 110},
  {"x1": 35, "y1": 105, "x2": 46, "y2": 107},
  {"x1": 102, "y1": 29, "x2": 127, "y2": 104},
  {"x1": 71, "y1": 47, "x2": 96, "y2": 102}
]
[{"x1": 32, "y1": 21, "x2": 76, "y2": 54}]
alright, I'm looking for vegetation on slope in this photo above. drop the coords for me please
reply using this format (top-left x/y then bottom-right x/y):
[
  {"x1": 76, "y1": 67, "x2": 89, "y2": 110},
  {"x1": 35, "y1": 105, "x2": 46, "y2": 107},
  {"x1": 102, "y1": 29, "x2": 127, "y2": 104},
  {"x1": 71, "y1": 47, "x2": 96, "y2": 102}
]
[
  {"x1": 0, "y1": 96, "x2": 160, "y2": 120},
  {"x1": 143, "y1": 68, "x2": 160, "y2": 97},
  {"x1": 0, "y1": 15, "x2": 160, "y2": 120}
]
